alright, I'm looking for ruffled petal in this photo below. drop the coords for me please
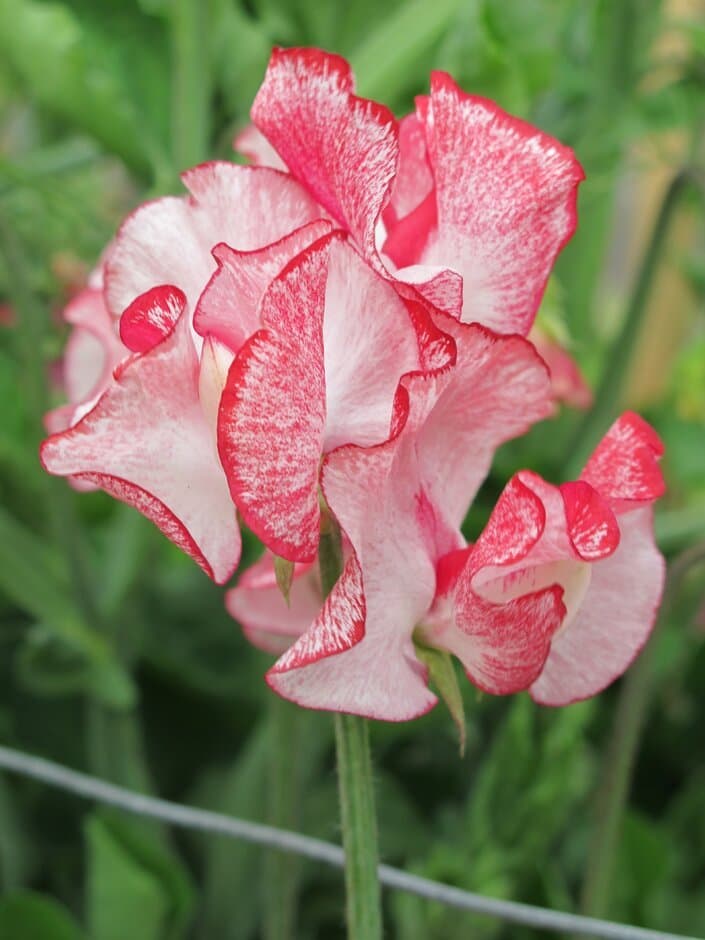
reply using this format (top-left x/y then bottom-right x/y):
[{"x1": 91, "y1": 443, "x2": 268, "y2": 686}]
[
  {"x1": 431, "y1": 579, "x2": 565, "y2": 695},
  {"x1": 252, "y1": 47, "x2": 398, "y2": 262},
  {"x1": 420, "y1": 72, "x2": 584, "y2": 334},
  {"x1": 384, "y1": 113, "x2": 434, "y2": 226},
  {"x1": 105, "y1": 162, "x2": 321, "y2": 317},
  {"x1": 268, "y1": 430, "x2": 439, "y2": 720},
  {"x1": 41, "y1": 297, "x2": 240, "y2": 584},
  {"x1": 217, "y1": 234, "x2": 332, "y2": 562},
  {"x1": 193, "y1": 219, "x2": 331, "y2": 353},
  {"x1": 580, "y1": 411, "x2": 665, "y2": 510},
  {"x1": 416, "y1": 316, "x2": 554, "y2": 532},
  {"x1": 226, "y1": 552, "x2": 320, "y2": 655},
  {"x1": 321, "y1": 239, "x2": 421, "y2": 449}
]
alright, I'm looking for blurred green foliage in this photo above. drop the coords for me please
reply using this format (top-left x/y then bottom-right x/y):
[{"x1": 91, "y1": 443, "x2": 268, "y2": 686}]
[{"x1": 0, "y1": 0, "x2": 704, "y2": 937}]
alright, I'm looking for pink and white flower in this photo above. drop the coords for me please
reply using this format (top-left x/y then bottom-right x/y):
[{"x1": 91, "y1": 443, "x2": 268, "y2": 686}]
[{"x1": 230, "y1": 411, "x2": 664, "y2": 719}]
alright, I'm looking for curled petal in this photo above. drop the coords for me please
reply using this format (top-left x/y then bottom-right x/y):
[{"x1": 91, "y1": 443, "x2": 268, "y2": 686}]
[
  {"x1": 120, "y1": 285, "x2": 185, "y2": 353},
  {"x1": 252, "y1": 47, "x2": 398, "y2": 262},
  {"x1": 41, "y1": 310, "x2": 240, "y2": 584},
  {"x1": 194, "y1": 219, "x2": 331, "y2": 353},
  {"x1": 105, "y1": 162, "x2": 321, "y2": 317},
  {"x1": 580, "y1": 411, "x2": 665, "y2": 509},
  {"x1": 419, "y1": 72, "x2": 584, "y2": 334},
  {"x1": 218, "y1": 234, "x2": 333, "y2": 562},
  {"x1": 435, "y1": 583, "x2": 565, "y2": 695}
]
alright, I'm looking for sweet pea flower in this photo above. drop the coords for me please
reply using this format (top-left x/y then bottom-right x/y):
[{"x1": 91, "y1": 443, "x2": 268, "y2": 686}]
[
  {"x1": 230, "y1": 312, "x2": 557, "y2": 719},
  {"x1": 241, "y1": 47, "x2": 584, "y2": 334},
  {"x1": 41, "y1": 285, "x2": 242, "y2": 583},
  {"x1": 230, "y1": 408, "x2": 664, "y2": 720}
]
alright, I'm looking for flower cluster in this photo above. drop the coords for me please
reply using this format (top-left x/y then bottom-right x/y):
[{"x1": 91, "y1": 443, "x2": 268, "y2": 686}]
[{"x1": 41, "y1": 48, "x2": 665, "y2": 721}]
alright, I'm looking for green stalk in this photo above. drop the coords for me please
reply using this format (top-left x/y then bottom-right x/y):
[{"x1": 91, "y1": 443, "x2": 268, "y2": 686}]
[
  {"x1": 564, "y1": 167, "x2": 705, "y2": 478},
  {"x1": 319, "y1": 514, "x2": 382, "y2": 940},
  {"x1": 264, "y1": 696, "x2": 304, "y2": 940},
  {"x1": 170, "y1": 0, "x2": 211, "y2": 172},
  {"x1": 579, "y1": 543, "x2": 705, "y2": 924}
]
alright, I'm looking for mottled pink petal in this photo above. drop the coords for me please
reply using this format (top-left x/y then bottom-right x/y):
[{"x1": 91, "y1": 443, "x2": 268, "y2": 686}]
[
  {"x1": 580, "y1": 411, "x2": 665, "y2": 509},
  {"x1": 105, "y1": 162, "x2": 321, "y2": 317},
  {"x1": 321, "y1": 239, "x2": 421, "y2": 449},
  {"x1": 530, "y1": 507, "x2": 664, "y2": 705},
  {"x1": 269, "y1": 433, "x2": 438, "y2": 720},
  {"x1": 193, "y1": 219, "x2": 331, "y2": 353},
  {"x1": 252, "y1": 47, "x2": 398, "y2": 262},
  {"x1": 41, "y1": 302, "x2": 240, "y2": 584},
  {"x1": 218, "y1": 234, "x2": 331, "y2": 562},
  {"x1": 384, "y1": 114, "x2": 434, "y2": 225},
  {"x1": 416, "y1": 315, "x2": 554, "y2": 532},
  {"x1": 434, "y1": 583, "x2": 565, "y2": 695},
  {"x1": 419, "y1": 72, "x2": 584, "y2": 334},
  {"x1": 226, "y1": 552, "x2": 320, "y2": 655},
  {"x1": 120, "y1": 285, "x2": 185, "y2": 353}
]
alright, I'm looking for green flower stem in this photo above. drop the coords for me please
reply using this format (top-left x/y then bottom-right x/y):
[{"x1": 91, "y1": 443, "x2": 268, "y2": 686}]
[
  {"x1": 579, "y1": 542, "x2": 705, "y2": 924},
  {"x1": 319, "y1": 515, "x2": 382, "y2": 940},
  {"x1": 170, "y1": 0, "x2": 211, "y2": 172},
  {"x1": 564, "y1": 167, "x2": 705, "y2": 479},
  {"x1": 264, "y1": 696, "x2": 304, "y2": 940}
]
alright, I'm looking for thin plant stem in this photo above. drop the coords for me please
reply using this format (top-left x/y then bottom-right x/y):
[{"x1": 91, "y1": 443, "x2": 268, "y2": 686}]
[
  {"x1": 579, "y1": 543, "x2": 705, "y2": 923},
  {"x1": 319, "y1": 514, "x2": 383, "y2": 940},
  {"x1": 170, "y1": 0, "x2": 211, "y2": 172},
  {"x1": 264, "y1": 696, "x2": 304, "y2": 940},
  {"x1": 564, "y1": 167, "x2": 705, "y2": 478}
]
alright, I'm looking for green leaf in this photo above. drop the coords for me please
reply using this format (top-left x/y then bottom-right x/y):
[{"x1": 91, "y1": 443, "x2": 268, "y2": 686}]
[
  {"x1": 86, "y1": 815, "x2": 194, "y2": 940},
  {"x1": 0, "y1": 892, "x2": 85, "y2": 940},
  {"x1": 413, "y1": 639, "x2": 466, "y2": 755}
]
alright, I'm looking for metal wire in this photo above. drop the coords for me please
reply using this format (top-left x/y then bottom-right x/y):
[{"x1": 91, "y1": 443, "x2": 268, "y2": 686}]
[{"x1": 0, "y1": 744, "x2": 700, "y2": 940}]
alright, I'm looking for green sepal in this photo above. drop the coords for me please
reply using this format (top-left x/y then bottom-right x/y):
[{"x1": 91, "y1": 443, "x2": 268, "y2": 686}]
[
  {"x1": 274, "y1": 556, "x2": 295, "y2": 606},
  {"x1": 414, "y1": 636, "x2": 466, "y2": 756}
]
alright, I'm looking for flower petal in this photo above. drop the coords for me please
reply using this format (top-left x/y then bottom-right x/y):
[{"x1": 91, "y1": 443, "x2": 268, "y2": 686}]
[
  {"x1": 226, "y1": 552, "x2": 321, "y2": 655},
  {"x1": 580, "y1": 411, "x2": 665, "y2": 509},
  {"x1": 105, "y1": 162, "x2": 321, "y2": 317},
  {"x1": 436, "y1": 581, "x2": 565, "y2": 695},
  {"x1": 41, "y1": 304, "x2": 240, "y2": 584},
  {"x1": 269, "y1": 437, "x2": 439, "y2": 720},
  {"x1": 420, "y1": 72, "x2": 584, "y2": 334},
  {"x1": 416, "y1": 316, "x2": 554, "y2": 532},
  {"x1": 193, "y1": 219, "x2": 331, "y2": 353},
  {"x1": 252, "y1": 47, "x2": 398, "y2": 262},
  {"x1": 119, "y1": 285, "x2": 185, "y2": 353},
  {"x1": 530, "y1": 507, "x2": 665, "y2": 705},
  {"x1": 321, "y1": 239, "x2": 421, "y2": 450},
  {"x1": 217, "y1": 234, "x2": 332, "y2": 562}
]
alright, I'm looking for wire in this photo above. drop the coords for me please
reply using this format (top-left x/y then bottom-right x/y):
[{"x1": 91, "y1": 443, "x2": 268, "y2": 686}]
[{"x1": 0, "y1": 744, "x2": 700, "y2": 940}]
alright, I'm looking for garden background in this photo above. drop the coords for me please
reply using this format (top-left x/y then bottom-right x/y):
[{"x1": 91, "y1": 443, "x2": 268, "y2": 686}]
[{"x1": 0, "y1": 0, "x2": 704, "y2": 937}]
